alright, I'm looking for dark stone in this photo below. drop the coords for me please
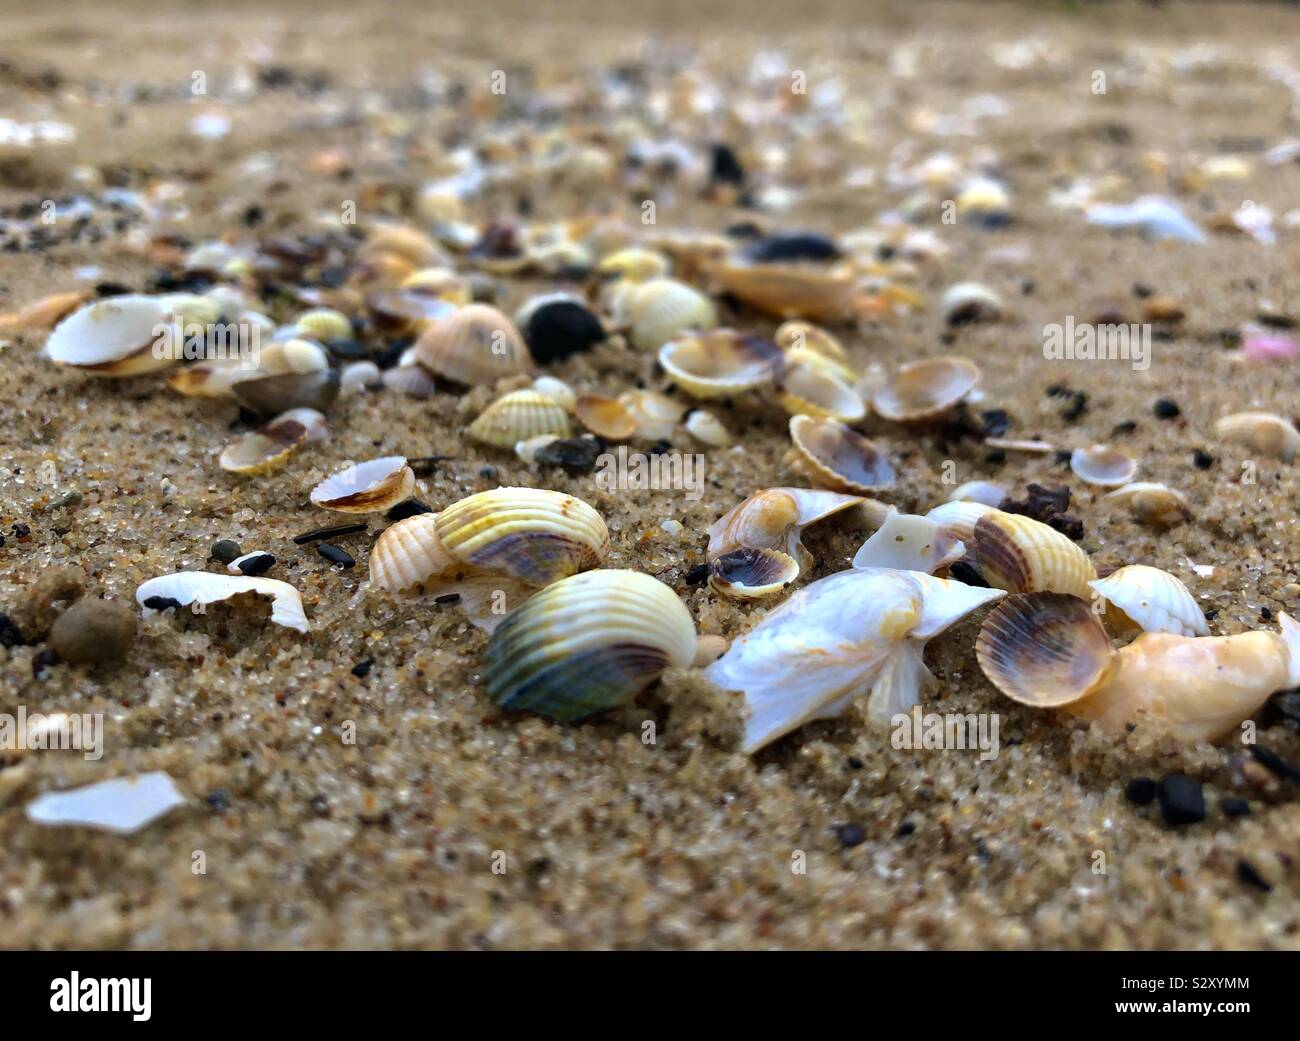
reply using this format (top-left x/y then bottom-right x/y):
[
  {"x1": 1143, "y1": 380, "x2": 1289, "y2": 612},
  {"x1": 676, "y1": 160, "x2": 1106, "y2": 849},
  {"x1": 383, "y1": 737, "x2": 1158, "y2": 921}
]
[
  {"x1": 743, "y1": 232, "x2": 840, "y2": 264},
  {"x1": 386, "y1": 499, "x2": 433, "y2": 521},
  {"x1": 1156, "y1": 774, "x2": 1205, "y2": 826},
  {"x1": 833, "y1": 823, "x2": 867, "y2": 848},
  {"x1": 351, "y1": 659, "x2": 373, "y2": 678},
  {"x1": 1125, "y1": 777, "x2": 1157, "y2": 805},
  {"x1": 1236, "y1": 860, "x2": 1271, "y2": 892},
  {"x1": 523, "y1": 299, "x2": 606, "y2": 364},
  {"x1": 1221, "y1": 797, "x2": 1251, "y2": 818},
  {"x1": 709, "y1": 143, "x2": 745, "y2": 186},
  {"x1": 1153, "y1": 398, "x2": 1181, "y2": 419},
  {"x1": 535, "y1": 436, "x2": 603, "y2": 474},
  {"x1": 235, "y1": 552, "x2": 275, "y2": 577},
  {"x1": 1193, "y1": 450, "x2": 1214, "y2": 470}
]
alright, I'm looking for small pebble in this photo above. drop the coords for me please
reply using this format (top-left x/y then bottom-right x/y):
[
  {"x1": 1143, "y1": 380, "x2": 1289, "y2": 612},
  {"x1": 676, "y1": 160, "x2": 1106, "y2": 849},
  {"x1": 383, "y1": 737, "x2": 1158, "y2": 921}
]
[
  {"x1": 1221, "y1": 797, "x2": 1251, "y2": 817},
  {"x1": 1156, "y1": 773, "x2": 1205, "y2": 826},
  {"x1": 0, "y1": 613, "x2": 26, "y2": 648},
  {"x1": 1249, "y1": 744, "x2": 1300, "y2": 784},
  {"x1": 896, "y1": 821, "x2": 916, "y2": 838},
  {"x1": 351, "y1": 658, "x2": 373, "y2": 678},
  {"x1": 1192, "y1": 449, "x2": 1214, "y2": 470},
  {"x1": 210, "y1": 539, "x2": 242, "y2": 564},
  {"x1": 48, "y1": 598, "x2": 137, "y2": 666},
  {"x1": 833, "y1": 823, "x2": 867, "y2": 848},
  {"x1": 1125, "y1": 777, "x2": 1157, "y2": 805},
  {"x1": 1236, "y1": 859, "x2": 1271, "y2": 892},
  {"x1": 231, "y1": 552, "x2": 275, "y2": 576},
  {"x1": 206, "y1": 790, "x2": 231, "y2": 814},
  {"x1": 535, "y1": 436, "x2": 603, "y2": 474},
  {"x1": 317, "y1": 543, "x2": 355, "y2": 568},
  {"x1": 386, "y1": 499, "x2": 433, "y2": 521},
  {"x1": 1153, "y1": 398, "x2": 1181, "y2": 419},
  {"x1": 143, "y1": 596, "x2": 182, "y2": 611}
]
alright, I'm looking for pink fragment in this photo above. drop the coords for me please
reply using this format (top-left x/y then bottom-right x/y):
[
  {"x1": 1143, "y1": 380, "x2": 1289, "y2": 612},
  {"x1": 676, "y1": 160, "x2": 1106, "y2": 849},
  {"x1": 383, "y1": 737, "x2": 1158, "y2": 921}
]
[{"x1": 1242, "y1": 333, "x2": 1300, "y2": 362}]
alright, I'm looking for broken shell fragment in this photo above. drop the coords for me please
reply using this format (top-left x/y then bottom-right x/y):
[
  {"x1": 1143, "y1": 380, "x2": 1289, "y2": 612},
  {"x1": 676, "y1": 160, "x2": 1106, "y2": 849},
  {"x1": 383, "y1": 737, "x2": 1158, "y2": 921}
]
[
  {"x1": 870, "y1": 357, "x2": 979, "y2": 422},
  {"x1": 948, "y1": 481, "x2": 1007, "y2": 507},
  {"x1": 970, "y1": 509, "x2": 1097, "y2": 598},
  {"x1": 1214, "y1": 411, "x2": 1300, "y2": 461},
  {"x1": 684, "y1": 408, "x2": 732, "y2": 447},
  {"x1": 942, "y1": 282, "x2": 1003, "y2": 324},
  {"x1": 776, "y1": 360, "x2": 866, "y2": 422},
  {"x1": 484, "y1": 569, "x2": 697, "y2": 722},
  {"x1": 136, "y1": 571, "x2": 309, "y2": 632},
  {"x1": 708, "y1": 487, "x2": 864, "y2": 573},
  {"x1": 532, "y1": 375, "x2": 576, "y2": 412},
  {"x1": 470, "y1": 389, "x2": 571, "y2": 448},
  {"x1": 788, "y1": 414, "x2": 895, "y2": 494},
  {"x1": 658, "y1": 329, "x2": 782, "y2": 398},
  {"x1": 619, "y1": 389, "x2": 686, "y2": 440},
  {"x1": 851, "y1": 509, "x2": 964, "y2": 574},
  {"x1": 413, "y1": 303, "x2": 534, "y2": 386},
  {"x1": 1070, "y1": 444, "x2": 1137, "y2": 487},
  {"x1": 44, "y1": 295, "x2": 183, "y2": 377},
  {"x1": 1104, "y1": 481, "x2": 1191, "y2": 528},
  {"x1": 1088, "y1": 565, "x2": 1208, "y2": 637},
  {"x1": 219, "y1": 412, "x2": 317, "y2": 474},
  {"x1": 310, "y1": 456, "x2": 416, "y2": 513},
  {"x1": 708, "y1": 548, "x2": 800, "y2": 600},
  {"x1": 620, "y1": 278, "x2": 716, "y2": 351},
  {"x1": 26, "y1": 772, "x2": 185, "y2": 835},
  {"x1": 574, "y1": 393, "x2": 637, "y2": 440}
]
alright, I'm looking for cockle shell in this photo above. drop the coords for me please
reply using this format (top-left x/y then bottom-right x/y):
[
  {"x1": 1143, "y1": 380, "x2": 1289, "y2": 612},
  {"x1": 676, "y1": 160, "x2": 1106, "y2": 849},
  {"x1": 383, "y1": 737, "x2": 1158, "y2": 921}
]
[
  {"x1": 870, "y1": 357, "x2": 979, "y2": 421},
  {"x1": 1103, "y1": 482, "x2": 1191, "y2": 528},
  {"x1": 776, "y1": 360, "x2": 866, "y2": 422},
  {"x1": 533, "y1": 375, "x2": 576, "y2": 412},
  {"x1": 704, "y1": 568, "x2": 1005, "y2": 752},
  {"x1": 658, "y1": 329, "x2": 782, "y2": 398},
  {"x1": 413, "y1": 304, "x2": 534, "y2": 386},
  {"x1": 969, "y1": 509, "x2": 1096, "y2": 598},
  {"x1": 470, "y1": 390, "x2": 571, "y2": 448},
  {"x1": 574, "y1": 394, "x2": 637, "y2": 440},
  {"x1": 774, "y1": 320, "x2": 851, "y2": 367},
  {"x1": 1214, "y1": 411, "x2": 1300, "y2": 461},
  {"x1": 852, "y1": 509, "x2": 965, "y2": 574},
  {"x1": 136, "y1": 572, "x2": 309, "y2": 632},
  {"x1": 619, "y1": 278, "x2": 716, "y2": 351},
  {"x1": 705, "y1": 260, "x2": 857, "y2": 321},
  {"x1": 788, "y1": 414, "x2": 895, "y2": 494},
  {"x1": 232, "y1": 368, "x2": 340, "y2": 418},
  {"x1": 219, "y1": 411, "x2": 321, "y2": 474},
  {"x1": 924, "y1": 500, "x2": 997, "y2": 544},
  {"x1": 310, "y1": 456, "x2": 416, "y2": 513},
  {"x1": 1070, "y1": 444, "x2": 1137, "y2": 487},
  {"x1": 1088, "y1": 565, "x2": 1208, "y2": 637},
  {"x1": 365, "y1": 287, "x2": 457, "y2": 336},
  {"x1": 708, "y1": 487, "x2": 864, "y2": 573},
  {"x1": 708, "y1": 548, "x2": 801, "y2": 600},
  {"x1": 45, "y1": 295, "x2": 183, "y2": 377},
  {"x1": 294, "y1": 307, "x2": 353, "y2": 343},
  {"x1": 484, "y1": 569, "x2": 697, "y2": 722}
]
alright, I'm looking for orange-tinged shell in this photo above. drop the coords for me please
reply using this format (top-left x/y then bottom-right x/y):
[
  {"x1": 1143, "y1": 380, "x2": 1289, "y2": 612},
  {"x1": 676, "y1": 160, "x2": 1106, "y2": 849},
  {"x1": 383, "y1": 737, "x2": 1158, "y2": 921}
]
[
  {"x1": 1103, "y1": 482, "x2": 1191, "y2": 528},
  {"x1": 788, "y1": 414, "x2": 895, "y2": 494},
  {"x1": 1070, "y1": 444, "x2": 1138, "y2": 487},
  {"x1": 708, "y1": 487, "x2": 863, "y2": 572},
  {"x1": 218, "y1": 415, "x2": 314, "y2": 474},
  {"x1": 574, "y1": 394, "x2": 638, "y2": 440},
  {"x1": 970, "y1": 510, "x2": 1097, "y2": 598},
  {"x1": 707, "y1": 260, "x2": 857, "y2": 321},
  {"x1": 309, "y1": 457, "x2": 416, "y2": 513},
  {"x1": 413, "y1": 304, "x2": 534, "y2": 385},
  {"x1": 368, "y1": 513, "x2": 456, "y2": 592},
  {"x1": 618, "y1": 389, "x2": 685, "y2": 440}
]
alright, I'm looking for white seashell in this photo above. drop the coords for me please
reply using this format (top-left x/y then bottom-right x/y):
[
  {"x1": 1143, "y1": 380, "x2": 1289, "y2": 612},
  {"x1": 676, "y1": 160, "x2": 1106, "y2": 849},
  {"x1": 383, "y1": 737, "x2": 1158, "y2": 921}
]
[
  {"x1": 136, "y1": 572, "x2": 309, "y2": 632},
  {"x1": 1104, "y1": 482, "x2": 1190, "y2": 528},
  {"x1": 619, "y1": 389, "x2": 686, "y2": 440},
  {"x1": 948, "y1": 481, "x2": 1007, "y2": 507},
  {"x1": 310, "y1": 457, "x2": 415, "y2": 513},
  {"x1": 1215, "y1": 411, "x2": 1300, "y2": 461},
  {"x1": 942, "y1": 282, "x2": 1003, "y2": 324},
  {"x1": 708, "y1": 548, "x2": 800, "y2": 600},
  {"x1": 852, "y1": 508, "x2": 965, "y2": 574},
  {"x1": 218, "y1": 410, "x2": 318, "y2": 474},
  {"x1": 45, "y1": 295, "x2": 183, "y2": 376},
  {"x1": 515, "y1": 434, "x2": 560, "y2": 464},
  {"x1": 1070, "y1": 444, "x2": 1137, "y2": 487},
  {"x1": 1088, "y1": 565, "x2": 1209, "y2": 637},
  {"x1": 26, "y1": 772, "x2": 185, "y2": 834},
  {"x1": 685, "y1": 409, "x2": 732, "y2": 447},
  {"x1": 532, "y1": 375, "x2": 576, "y2": 412},
  {"x1": 984, "y1": 437, "x2": 1055, "y2": 454},
  {"x1": 341, "y1": 361, "x2": 382, "y2": 394},
  {"x1": 273, "y1": 407, "x2": 328, "y2": 443}
]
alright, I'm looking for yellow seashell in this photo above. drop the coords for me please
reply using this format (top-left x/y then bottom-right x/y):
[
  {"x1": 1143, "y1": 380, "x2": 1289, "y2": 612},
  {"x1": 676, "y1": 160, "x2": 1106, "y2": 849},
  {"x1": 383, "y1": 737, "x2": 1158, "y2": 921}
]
[
  {"x1": 469, "y1": 390, "x2": 571, "y2": 449},
  {"x1": 1104, "y1": 482, "x2": 1190, "y2": 528},
  {"x1": 574, "y1": 394, "x2": 638, "y2": 440},
  {"x1": 970, "y1": 510, "x2": 1097, "y2": 598},
  {"x1": 706, "y1": 260, "x2": 857, "y2": 321},
  {"x1": 413, "y1": 304, "x2": 534, "y2": 386}
]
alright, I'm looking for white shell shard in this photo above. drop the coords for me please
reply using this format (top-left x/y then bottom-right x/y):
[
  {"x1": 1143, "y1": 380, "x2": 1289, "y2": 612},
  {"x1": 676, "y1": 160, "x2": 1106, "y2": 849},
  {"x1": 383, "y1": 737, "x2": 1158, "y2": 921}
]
[
  {"x1": 851, "y1": 509, "x2": 965, "y2": 574},
  {"x1": 310, "y1": 456, "x2": 415, "y2": 512},
  {"x1": 1070, "y1": 444, "x2": 1137, "y2": 487},
  {"x1": 26, "y1": 772, "x2": 185, "y2": 834},
  {"x1": 948, "y1": 481, "x2": 1007, "y2": 507},
  {"x1": 703, "y1": 568, "x2": 1004, "y2": 752},
  {"x1": 45, "y1": 295, "x2": 183, "y2": 376},
  {"x1": 1086, "y1": 195, "x2": 1206, "y2": 243},
  {"x1": 136, "y1": 571, "x2": 309, "y2": 633},
  {"x1": 1088, "y1": 565, "x2": 1209, "y2": 637}
]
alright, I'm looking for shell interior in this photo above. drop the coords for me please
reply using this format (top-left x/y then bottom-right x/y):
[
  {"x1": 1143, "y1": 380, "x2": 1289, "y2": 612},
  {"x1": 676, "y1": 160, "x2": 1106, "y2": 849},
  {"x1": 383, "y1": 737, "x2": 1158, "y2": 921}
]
[
  {"x1": 872, "y1": 357, "x2": 979, "y2": 421},
  {"x1": 310, "y1": 456, "x2": 415, "y2": 512},
  {"x1": 136, "y1": 571, "x2": 310, "y2": 632},
  {"x1": 789, "y1": 414, "x2": 895, "y2": 493},
  {"x1": 709, "y1": 548, "x2": 801, "y2": 599}
]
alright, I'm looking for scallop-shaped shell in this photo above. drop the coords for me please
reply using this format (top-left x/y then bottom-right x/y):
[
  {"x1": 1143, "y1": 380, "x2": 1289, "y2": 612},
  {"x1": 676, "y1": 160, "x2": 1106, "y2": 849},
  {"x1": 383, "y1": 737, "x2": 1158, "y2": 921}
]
[
  {"x1": 1214, "y1": 411, "x2": 1300, "y2": 461},
  {"x1": 574, "y1": 394, "x2": 637, "y2": 440},
  {"x1": 658, "y1": 329, "x2": 782, "y2": 398},
  {"x1": 368, "y1": 513, "x2": 456, "y2": 592},
  {"x1": 925, "y1": 500, "x2": 997, "y2": 545},
  {"x1": 708, "y1": 487, "x2": 863, "y2": 571},
  {"x1": 851, "y1": 509, "x2": 965, "y2": 574},
  {"x1": 685, "y1": 409, "x2": 732, "y2": 447},
  {"x1": 1088, "y1": 565, "x2": 1209, "y2": 637},
  {"x1": 789, "y1": 415, "x2": 895, "y2": 494},
  {"x1": 948, "y1": 481, "x2": 1007, "y2": 507},
  {"x1": 219, "y1": 413, "x2": 315, "y2": 474},
  {"x1": 619, "y1": 389, "x2": 685, "y2": 440},
  {"x1": 294, "y1": 308, "x2": 353, "y2": 343},
  {"x1": 707, "y1": 260, "x2": 857, "y2": 321},
  {"x1": 413, "y1": 304, "x2": 534, "y2": 386},
  {"x1": 621, "y1": 278, "x2": 717, "y2": 351},
  {"x1": 1104, "y1": 481, "x2": 1190, "y2": 528},
  {"x1": 1070, "y1": 444, "x2": 1137, "y2": 487},
  {"x1": 970, "y1": 510, "x2": 1097, "y2": 598},
  {"x1": 709, "y1": 548, "x2": 801, "y2": 600},
  {"x1": 533, "y1": 375, "x2": 576, "y2": 412},
  {"x1": 976, "y1": 592, "x2": 1117, "y2": 707},
  {"x1": 470, "y1": 390, "x2": 571, "y2": 448},
  {"x1": 484, "y1": 569, "x2": 697, "y2": 722},
  {"x1": 310, "y1": 456, "x2": 416, "y2": 513},
  {"x1": 777, "y1": 360, "x2": 866, "y2": 422},
  {"x1": 136, "y1": 571, "x2": 309, "y2": 633},
  {"x1": 232, "y1": 368, "x2": 340, "y2": 418},
  {"x1": 45, "y1": 295, "x2": 183, "y2": 376},
  {"x1": 382, "y1": 363, "x2": 438, "y2": 398},
  {"x1": 870, "y1": 357, "x2": 979, "y2": 421}
]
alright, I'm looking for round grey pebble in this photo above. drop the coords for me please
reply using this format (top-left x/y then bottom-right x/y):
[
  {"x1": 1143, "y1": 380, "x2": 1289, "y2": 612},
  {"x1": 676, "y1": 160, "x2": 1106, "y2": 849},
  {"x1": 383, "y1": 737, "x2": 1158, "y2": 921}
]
[
  {"x1": 210, "y1": 539, "x2": 243, "y2": 564},
  {"x1": 48, "y1": 598, "x2": 138, "y2": 666}
]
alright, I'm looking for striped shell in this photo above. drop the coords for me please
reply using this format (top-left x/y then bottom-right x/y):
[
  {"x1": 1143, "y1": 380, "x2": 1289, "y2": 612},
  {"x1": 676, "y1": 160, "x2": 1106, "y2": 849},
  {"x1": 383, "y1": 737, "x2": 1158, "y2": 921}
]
[
  {"x1": 789, "y1": 414, "x2": 895, "y2": 494},
  {"x1": 469, "y1": 390, "x2": 571, "y2": 448},
  {"x1": 970, "y1": 510, "x2": 1097, "y2": 598},
  {"x1": 621, "y1": 278, "x2": 716, "y2": 351},
  {"x1": 924, "y1": 500, "x2": 997, "y2": 544},
  {"x1": 871, "y1": 357, "x2": 979, "y2": 422},
  {"x1": 413, "y1": 304, "x2": 534, "y2": 386},
  {"x1": 708, "y1": 487, "x2": 863, "y2": 572},
  {"x1": 709, "y1": 548, "x2": 800, "y2": 601},
  {"x1": 1088, "y1": 565, "x2": 1208, "y2": 637},
  {"x1": 484, "y1": 569, "x2": 697, "y2": 722},
  {"x1": 1214, "y1": 411, "x2": 1300, "y2": 461},
  {"x1": 310, "y1": 456, "x2": 416, "y2": 513},
  {"x1": 658, "y1": 329, "x2": 782, "y2": 398}
]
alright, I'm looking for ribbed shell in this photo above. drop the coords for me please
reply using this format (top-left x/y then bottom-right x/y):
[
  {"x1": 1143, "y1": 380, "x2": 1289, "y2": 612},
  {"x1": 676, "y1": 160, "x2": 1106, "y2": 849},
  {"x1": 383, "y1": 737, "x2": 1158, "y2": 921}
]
[
  {"x1": 924, "y1": 500, "x2": 998, "y2": 544},
  {"x1": 971, "y1": 510, "x2": 1097, "y2": 598},
  {"x1": 623, "y1": 278, "x2": 716, "y2": 351},
  {"x1": 1088, "y1": 565, "x2": 1209, "y2": 637},
  {"x1": 469, "y1": 390, "x2": 571, "y2": 448},
  {"x1": 413, "y1": 303, "x2": 534, "y2": 385},
  {"x1": 484, "y1": 569, "x2": 697, "y2": 721},
  {"x1": 707, "y1": 261, "x2": 856, "y2": 321},
  {"x1": 368, "y1": 513, "x2": 457, "y2": 592}
]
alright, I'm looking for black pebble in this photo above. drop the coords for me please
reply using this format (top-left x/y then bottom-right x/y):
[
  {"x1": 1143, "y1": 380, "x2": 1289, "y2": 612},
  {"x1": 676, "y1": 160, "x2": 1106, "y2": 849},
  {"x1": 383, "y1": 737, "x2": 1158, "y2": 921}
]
[
  {"x1": 1221, "y1": 797, "x2": 1251, "y2": 817},
  {"x1": 833, "y1": 823, "x2": 867, "y2": 848},
  {"x1": 1236, "y1": 860, "x2": 1271, "y2": 892},
  {"x1": 684, "y1": 563, "x2": 710, "y2": 587},
  {"x1": 210, "y1": 539, "x2": 242, "y2": 564},
  {"x1": 896, "y1": 821, "x2": 915, "y2": 838},
  {"x1": 32, "y1": 648, "x2": 59, "y2": 678},
  {"x1": 1249, "y1": 744, "x2": 1300, "y2": 784},
  {"x1": 325, "y1": 337, "x2": 370, "y2": 361},
  {"x1": 143, "y1": 596, "x2": 182, "y2": 611},
  {"x1": 1193, "y1": 450, "x2": 1214, "y2": 470},
  {"x1": 743, "y1": 232, "x2": 839, "y2": 264},
  {"x1": 317, "y1": 543, "x2": 355, "y2": 568},
  {"x1": 1125, "y1": 777, "x2": 1157, "y2": 805},
  {"x1": 1156, "y1": 773, "x2": 1205, "y2": 826},
  {"x1": 846, "y1": 756, "x2": 864, "y2": 770},
  {"x1": 1153, "y1": 398, "x2": 1181, "y2": 419},
  {"x1": 1111, "y1": 420, "x2": 1138, "y2": 436},
  {"x1": 523, "y1": 300, "x2": 606, "y2": 364},
  {"x1": 434, "y1": 592, "x2": 461, "y2": 605},
  {"x1": 948, "y1": 561, "x2": 988, "y2": 588},
  {"x1": 709, "y1": 142, "x2": 746, "y2": 186},
  {"x1": 235, "y1": 552, "x2": 275, "y2": 577},
  {"x1": 979, "y1": 409, "x2": 1010, "y2": 438},
  {"x1": 292, "y1": 522, "x2": 366, "y2": 545},
  {"x1": 478, "y1": 466, "x2": 498, "y2": 480},
  {"x1": 351, "y1": 659, "x2": 373, "y2": 678},
  {"x1": 535, "y1": 437, "x2": 603, "y2": 474},
  {"x1": 386, "y1": 499, "x2": 433, "y2": 521},
  {"x1": 0, "y1": 613, "x2": 26, "y2": 648},
  {"x1": 206, "y1": 790, "x2": 231, "y2": 814}
]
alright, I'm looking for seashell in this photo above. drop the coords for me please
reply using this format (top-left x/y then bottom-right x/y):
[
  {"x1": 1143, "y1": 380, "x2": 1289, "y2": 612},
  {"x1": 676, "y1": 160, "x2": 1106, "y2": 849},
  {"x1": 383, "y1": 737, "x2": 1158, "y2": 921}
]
[
  {"x1": 948, "y1": 481, "x2": 1007, "y2": 507},
  {"x1": 515, "y1": 434, "x2": 560, "y2": 465},
  {"x1": 708, "y1": 487, "x2": 863, "y2": 573},
  {"x1": 692, "y1": 634, "x2": 729, "y2": 668},
  {"x1": 788, "y1": 414, "x2": 895, "y2": 494},
  {"x1": 776, "y1": 360, "x2": 866, "y2": 422},
  {"x1": 924, "y1": 500, "x2": 998, "y2": 544},
  {"x1": 706, "y1": 259, "x2": 857, "y2": 321},
  {"x1": 704, "y1": 568, "x2": 1004, "y2": 751},
  {"x1": 360, "y1": 224, "x2": 445, "y2": 269},
  {"x1": 294, "y1": 308, "x2": 353, "y2": 343},
  {"x1": 1104, "y1": 481, "x2": 1190, "y2": 528},
  {"x1": 685, "y1": 409, "x2": 732, "y2": 447},
  {"x1": 412, "y1": 304, "x2": 534, "y2": 386},
  {"x1": 619, "y1": 278, "x2": 716, "y2": 351},
  {"x1": 219, "y1": 412, "x2": 317, "y2": 474},
  {"x1": 367, "y1": 513, "x2": 455, "y2": 593},
  {"x1": 984, "y1": 436, "x2": 1056, "y2": 454},
  {"x1": 658, "y1": 329, "x2": 782, "y2": 398},
  {"x1": 45, "y1": 295, "x2": 183, "y2": 377},
  {"x1": 168, "y1": 360, "x2": 249, "y2": 397},
  {"x1": 382, "y1": 363, "x2": 438, "y2": 398},
  {"x1": 781, "y1": 342, "x2": 857, "y2": 384},
  {"x1": 341, "y1": 360, "x2": 382, "y2": 394},
  {"x1": 26, "y1": 771, "x2": 185, "y2": 835},
  {"x1": 232, "y1": 368, "x2": 340, "y2": 418},
  {"x1": 597, "y1": 247, "x2": 671, "y2": 281},
  {"x1": 709, "y1": 548, "x2": 801, "y2": 600},
  {"x1": 274, "y1": 407, "x2": 328, "y2": 444},
  {"x1": 1088, "y1": 565, "x2": 1208, "y2": 637},
  {"x1": 401, "y1": 267, "x2": 473, "y2": 304},
  {"x1": 257, "y1": 338, "x2": 331, "y2": 375},
  {"x1": 470, "y1": 390, "x2": 571, "y2": 448},
  {"x1": 774, "y1": 320, "x2": 851, "y2": 367},
  {"x1": 1214, "y1": 411, "x2": 1300, "y2": 461},
  {"x1": 484, "y1": 569, "x2": 697, "y2": 722},
  {"x1": 532, "y1": 375, "x2": 576, "y2": 412},
  {"x1": 574, "y1": 394, "x2": 637, "y2": 440},
  {"x1": 310, "y1": 457, "x2": 416, "y2": 513},
  {"x1": 9, "y1": 290, "x2": 89, "y2": 330},
  {"x1": 136, "y1": 571, "x2": 309, "y2": 633},
  {"x1": 976, "y1": 592, "x2": 1118, "y2": 707},
  {"x1": 1070, "y1": 444, "x2": 1138, "y2": 487},
  {"x1": 870, "y1": 357, "x2": 979, "y2": 421},
  {"x1": 969, "y1": 509, "x2": 1097, "y2": 598},
  {"x1": 619, "y1": 389, "x2": 686, "y2": 440},
  {"x1": 365, "y1": 288, "x2": 457, "y2": 336},
  {"x1": 851, "y1": 508, "x2": 964, "y2": 574},
  {"x1": 942, "y1": 282, "x2": 1003, "y2": 324}
]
